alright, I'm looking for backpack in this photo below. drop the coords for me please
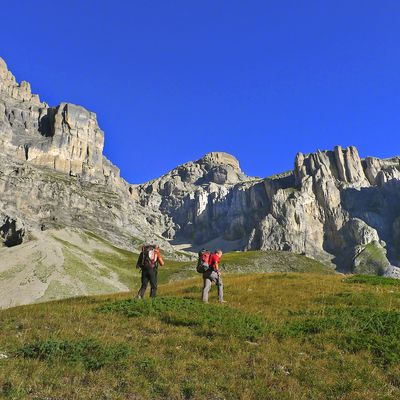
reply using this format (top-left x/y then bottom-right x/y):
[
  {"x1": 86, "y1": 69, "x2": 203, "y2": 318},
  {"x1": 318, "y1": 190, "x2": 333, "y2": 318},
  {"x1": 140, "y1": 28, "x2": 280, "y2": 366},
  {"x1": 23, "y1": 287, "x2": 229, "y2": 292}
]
[
  {"x1": 196, "y1": 249, "x2": 211, "y2": 273},
  {"x1": 142, "y1": 245, "x2": 157, "y2": 268}
]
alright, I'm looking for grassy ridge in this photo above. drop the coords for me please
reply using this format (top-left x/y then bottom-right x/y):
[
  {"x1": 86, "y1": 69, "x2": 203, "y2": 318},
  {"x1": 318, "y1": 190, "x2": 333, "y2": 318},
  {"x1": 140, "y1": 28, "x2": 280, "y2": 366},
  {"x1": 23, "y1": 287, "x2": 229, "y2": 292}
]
[
  {"x1": 220, "y1": 250, "x2": 335, "y2": 274},
  {"x1": 1, "y1": 273, "x2": 400, "y2": 399}
]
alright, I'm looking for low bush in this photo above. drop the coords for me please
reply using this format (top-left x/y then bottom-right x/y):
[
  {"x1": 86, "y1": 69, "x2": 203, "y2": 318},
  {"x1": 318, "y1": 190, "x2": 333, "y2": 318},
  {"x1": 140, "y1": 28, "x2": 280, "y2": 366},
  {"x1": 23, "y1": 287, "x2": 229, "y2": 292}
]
[{"x1": 15, "y1": 338, "x2": 130, "y2": 370}]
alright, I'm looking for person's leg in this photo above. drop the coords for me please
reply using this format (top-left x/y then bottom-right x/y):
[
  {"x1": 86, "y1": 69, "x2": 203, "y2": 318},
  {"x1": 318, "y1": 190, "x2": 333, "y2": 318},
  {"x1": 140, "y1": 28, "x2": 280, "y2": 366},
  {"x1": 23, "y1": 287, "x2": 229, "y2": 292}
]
[
  {"x1": 137, "y1": 269, "x2": 149, "y2": 298},
  {"x1": 202, "y1": 277, "x2": 212, "y2": 302},
  {"x1": 216, "y1": 275, "x2": 224, "y2": 303},
  {"x1": 149, "y1": 267, "x2": 158, "y2": 298}
]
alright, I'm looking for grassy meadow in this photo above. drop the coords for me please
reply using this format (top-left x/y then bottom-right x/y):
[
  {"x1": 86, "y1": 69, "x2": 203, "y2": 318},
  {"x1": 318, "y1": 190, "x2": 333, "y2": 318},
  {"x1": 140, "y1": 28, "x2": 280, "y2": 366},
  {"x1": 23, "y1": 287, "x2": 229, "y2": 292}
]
[{"x1": 1, "y1": 269, "x2": 400, "y2": 399}]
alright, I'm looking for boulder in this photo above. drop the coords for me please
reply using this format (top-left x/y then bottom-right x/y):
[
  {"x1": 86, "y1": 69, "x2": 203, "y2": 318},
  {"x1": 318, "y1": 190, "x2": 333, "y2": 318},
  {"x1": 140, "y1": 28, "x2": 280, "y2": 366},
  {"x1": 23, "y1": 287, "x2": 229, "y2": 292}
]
[{"x1": 0, "y1": 215, "x2": 25, "y2": 247}]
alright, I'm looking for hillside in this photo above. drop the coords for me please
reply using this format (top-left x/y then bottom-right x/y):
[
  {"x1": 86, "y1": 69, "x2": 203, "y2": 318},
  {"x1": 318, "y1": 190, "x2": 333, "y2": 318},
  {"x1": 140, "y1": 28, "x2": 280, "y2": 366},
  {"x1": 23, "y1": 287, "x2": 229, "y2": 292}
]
[
  {"x1": 0, "y1": 241, "x2": 331, "y2": 308},
  {"x1": 217, "y1": 250, "x2": 335, "y2": 274},
  {"x1": 0, "y1": 227, "x2": 195, "y2": 309},
  {"x1": 1, "y1": 273, "x2": 399, "y2": 399},
  {"x1": 0, "y1": 228, "x2": 137, "y2": 309}
]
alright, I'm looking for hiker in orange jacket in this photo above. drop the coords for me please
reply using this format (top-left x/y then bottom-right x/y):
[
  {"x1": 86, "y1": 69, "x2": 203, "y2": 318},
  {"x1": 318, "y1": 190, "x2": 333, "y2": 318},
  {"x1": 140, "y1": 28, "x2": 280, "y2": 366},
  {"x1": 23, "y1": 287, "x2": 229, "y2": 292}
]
[
  {"x1": 136, "y1": 245, "x2": 164, "y2": 298},
  {"x1": 202, "y1": 249, "x2": 224, "y2": 303}
]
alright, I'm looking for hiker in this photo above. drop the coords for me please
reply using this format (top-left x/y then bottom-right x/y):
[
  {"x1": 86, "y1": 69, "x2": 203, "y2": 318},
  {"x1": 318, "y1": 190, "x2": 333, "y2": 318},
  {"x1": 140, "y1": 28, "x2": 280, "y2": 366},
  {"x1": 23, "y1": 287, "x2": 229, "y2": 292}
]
[
  {"x1": 136, "y1": 244, "x2": 164, "y2": 298},
  {"x1": 202, "y1": 249, "x2": 224, "y2": 303}
]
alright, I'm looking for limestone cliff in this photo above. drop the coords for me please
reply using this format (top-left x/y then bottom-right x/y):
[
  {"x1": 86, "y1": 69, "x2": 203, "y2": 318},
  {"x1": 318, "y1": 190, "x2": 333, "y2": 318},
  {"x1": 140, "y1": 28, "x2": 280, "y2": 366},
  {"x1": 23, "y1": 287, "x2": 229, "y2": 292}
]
[
  {"x1": 0, "y1": 57, "x2": 118, "y2": 181},
  {"x1": 136, "y1": 144, "x2": 400, "y2": 274},
  {"x1": 247, "y1": 146, "x2": 400, "y2": 273},
  {"x1": 2, "y1": 56, "x2": 400, "y2": 276},
  {"x1": 0, "y1": 57, "x2": 175, "y2": 255}
]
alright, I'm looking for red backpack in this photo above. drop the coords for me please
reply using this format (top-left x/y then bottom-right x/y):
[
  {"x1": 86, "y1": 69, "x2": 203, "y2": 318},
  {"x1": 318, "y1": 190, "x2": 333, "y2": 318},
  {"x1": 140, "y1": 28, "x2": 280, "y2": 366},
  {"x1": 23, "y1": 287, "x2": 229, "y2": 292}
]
[{"x1": 196, "y1": 249, "x2": 211, "y2": 273}]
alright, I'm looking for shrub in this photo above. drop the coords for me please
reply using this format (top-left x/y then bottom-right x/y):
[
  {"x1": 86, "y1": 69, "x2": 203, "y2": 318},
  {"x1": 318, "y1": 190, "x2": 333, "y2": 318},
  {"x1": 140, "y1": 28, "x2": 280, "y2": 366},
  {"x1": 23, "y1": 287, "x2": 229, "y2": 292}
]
[{"x1": 15, "y1": 338, "x2": 130, "y2": 370}]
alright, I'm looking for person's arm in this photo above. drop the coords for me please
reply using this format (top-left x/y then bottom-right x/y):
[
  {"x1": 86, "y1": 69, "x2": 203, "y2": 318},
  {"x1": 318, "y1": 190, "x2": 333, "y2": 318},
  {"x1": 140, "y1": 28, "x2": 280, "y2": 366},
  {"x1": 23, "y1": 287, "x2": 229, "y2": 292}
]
[
  {"x1": 136, "y1": 252, "x2": 143, "y2": 268},
  {"x1": 215, "y1": 255, "x2": 221, "y2": 274},
  {"x1": 157, "y1": 250, "x2": 165, "y2": 267}
]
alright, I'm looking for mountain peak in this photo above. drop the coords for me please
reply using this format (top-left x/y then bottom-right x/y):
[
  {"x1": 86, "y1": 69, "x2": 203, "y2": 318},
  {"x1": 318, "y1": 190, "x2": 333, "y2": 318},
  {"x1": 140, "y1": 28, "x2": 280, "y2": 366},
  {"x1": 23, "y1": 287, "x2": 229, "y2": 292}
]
[
  {"x1": 0, "y1": 57, "x2": 7, "y2": 73},
  {"x1": 0, "y1": 56, "x2": 42, "y2": 106},
  {"x1": 0, "y1": 56, "x2": 14, "y2": 84},
  {"x1": 200, "y1": 152, "x2": 241, "y2": 170}
]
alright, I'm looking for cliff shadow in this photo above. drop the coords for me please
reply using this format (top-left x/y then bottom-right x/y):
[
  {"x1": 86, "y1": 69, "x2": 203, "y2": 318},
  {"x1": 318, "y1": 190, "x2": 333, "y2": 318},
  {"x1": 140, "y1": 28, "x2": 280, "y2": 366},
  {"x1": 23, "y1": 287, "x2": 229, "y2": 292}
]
[
  {"x1": 340, "y1": 179, "x2": 400, "y2": 264},
  {"x1": 38, "y1": 107, "x2": 56, "y2": 138}
]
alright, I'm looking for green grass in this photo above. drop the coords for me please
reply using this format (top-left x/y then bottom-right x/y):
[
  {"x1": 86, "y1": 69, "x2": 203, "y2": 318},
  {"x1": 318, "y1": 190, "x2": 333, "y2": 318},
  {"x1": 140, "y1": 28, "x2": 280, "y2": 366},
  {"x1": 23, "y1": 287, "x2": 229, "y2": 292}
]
[
  {"x1": 157, "y1": 260, "x2": 196, "y2": 283},
  {"x1": 353, "y1": 242, "x2": 389, "y2": 275},
  {"x1": 38, "y1": 280, "x2": 76, "y2": 302},
  {"x1": 84, "y1": 230, "x2": 144, "y2": 252},
  {"x1": 90, "y1": 249, "x2": 135, "y2": 288},
  {"x1": 150, "y1": 249, "x2": 329, "y2": 286},
  {"x1": 15, "y1": 338, "x2": 131, "y2": 371},
  {"x1": 52, "y1": 230, "x2": 138, "y2": 290},
  {"x1": 97, "y1": 297, "x2": 266, "y2": 341},
  {"x1": 220, "y1": 250, "x2": 335, "y2": 274},
  {"x1": 281, "y1": 307, "x2": 400, "y2": 366},
  {"x1": 63, "y1": 249, "x2": 117, "y2": 293},
  {"x1": 33, "y1": 261, "x2": 53, "y2": 284},
  {"x1": 81, "y1": 230, "x2": 184, "y2": 289},
  {"x1": 1, "y1": 272, "x2": 400, "y2": 399},
  {"x1": 344, "y1": 274, "x2": 400, "y2": 286}
]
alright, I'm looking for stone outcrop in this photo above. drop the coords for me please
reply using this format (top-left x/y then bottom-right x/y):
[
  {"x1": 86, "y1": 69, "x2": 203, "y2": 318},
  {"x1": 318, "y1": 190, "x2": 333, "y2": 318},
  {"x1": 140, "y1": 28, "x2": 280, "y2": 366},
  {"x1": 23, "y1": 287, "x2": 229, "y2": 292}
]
[
  {"x1": 26, "y1": 102, "x2": 105, "y2": 179},
  {"x1": 0, "y1": 57, "x2": 121, "y2": 183},
  {"x1": 0, "y1": 214, "x2": 25, "y2": 247},
  {"x1": 0, "y1": 57, "x2": 41, "y2": 105},
  {"x1": 2, "y1": 55, "x2": 400, "y2": 274}
]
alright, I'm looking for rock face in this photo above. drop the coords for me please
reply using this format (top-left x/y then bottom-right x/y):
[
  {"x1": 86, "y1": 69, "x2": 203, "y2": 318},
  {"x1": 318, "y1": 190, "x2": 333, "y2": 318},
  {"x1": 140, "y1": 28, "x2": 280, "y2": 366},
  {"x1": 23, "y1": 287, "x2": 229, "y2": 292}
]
[
  {"x1": 137, "y1": 143, "x2": 400, "y2": 274},
  {"x1": 136, "y1": 151, "x2": 266, "y2": 247},
  {"x1": 246, "y1": 147, "x2": 400, "y2": 272},
  {"x1": 2, "y1": 56, "x2": 400, "y2": 274},
  {"x1": 0, "y1": 57, "x2": 178, "y2": 256},
  {"x1": 0, "y1": 58, "x2": 109, "y2": 180}
]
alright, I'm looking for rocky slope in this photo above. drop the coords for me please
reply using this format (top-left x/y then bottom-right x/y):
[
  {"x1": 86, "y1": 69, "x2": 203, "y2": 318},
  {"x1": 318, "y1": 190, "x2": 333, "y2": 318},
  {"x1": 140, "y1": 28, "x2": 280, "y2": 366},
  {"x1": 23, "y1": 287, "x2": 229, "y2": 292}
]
[
  {"x1": 0, "y1": 227, "x2": 136, "y2": 309},
  {"x1": 1, "y1": 56, "x2": 400, "y2": 279}
]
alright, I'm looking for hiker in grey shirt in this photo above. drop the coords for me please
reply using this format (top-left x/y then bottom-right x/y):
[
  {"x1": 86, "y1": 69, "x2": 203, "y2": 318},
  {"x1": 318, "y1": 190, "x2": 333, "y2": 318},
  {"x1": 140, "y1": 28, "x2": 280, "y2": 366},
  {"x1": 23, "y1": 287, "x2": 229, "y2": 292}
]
[{"x1": 202, "y1": 249, "x2": 224, "y2": 303}]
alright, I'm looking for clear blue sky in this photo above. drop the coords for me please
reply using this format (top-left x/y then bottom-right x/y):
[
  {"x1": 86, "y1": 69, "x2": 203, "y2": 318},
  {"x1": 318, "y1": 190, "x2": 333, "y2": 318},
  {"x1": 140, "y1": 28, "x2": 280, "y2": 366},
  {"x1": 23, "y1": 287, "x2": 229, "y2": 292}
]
[{"x1": 1, "y1": 1, "x2": 399, "y2": 183}]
